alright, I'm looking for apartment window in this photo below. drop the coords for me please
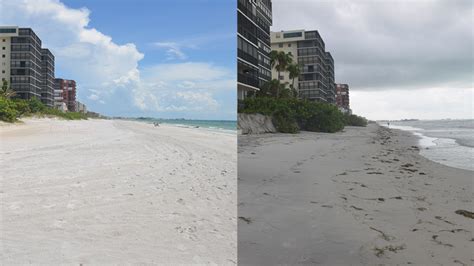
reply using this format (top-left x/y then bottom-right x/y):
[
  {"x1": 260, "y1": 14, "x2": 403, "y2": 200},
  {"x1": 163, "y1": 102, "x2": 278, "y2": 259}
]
[
  {"x1": 278, "y1": 43, "x2": 283, "y2": 48},
  {"x1": 288, "y1": 43, "x2": 291, "y2": 47},
  {"x1": 2, "y1": 39, "x2": 5, "y2": 42},
  {"x1": 1, "y1": 70, "x2": 5, "y2": 74},
  {"x1": 2, "y1": 54, "x2": 5, "y2": 58},
  {"x1": 2, "y1": 47, "x2": 5, "y2": 50},
  {"x1": 0, "y1": 28, "x2": 17, "y2": 34},
  {"x1": 279, "y1": 75, "x2": 284, "y2": 80},
  {"x1": 283, "y1": 32, "x2": 302, "y2": 38}
]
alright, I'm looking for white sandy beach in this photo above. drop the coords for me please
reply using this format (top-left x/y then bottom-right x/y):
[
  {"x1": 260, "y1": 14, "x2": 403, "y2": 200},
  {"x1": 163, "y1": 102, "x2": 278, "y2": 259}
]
[
  {"x1": 0, "y1": 118, "x2": 236, "y2": 264},
  {"x1": 238, "y1": 124, "x2": 473, "y2": 265}
]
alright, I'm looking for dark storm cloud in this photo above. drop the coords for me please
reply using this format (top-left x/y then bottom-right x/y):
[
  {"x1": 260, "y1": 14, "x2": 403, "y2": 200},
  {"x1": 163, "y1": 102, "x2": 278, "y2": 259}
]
[{"x1": 272, "y1": 0, "x2": 473, "y2": 91}]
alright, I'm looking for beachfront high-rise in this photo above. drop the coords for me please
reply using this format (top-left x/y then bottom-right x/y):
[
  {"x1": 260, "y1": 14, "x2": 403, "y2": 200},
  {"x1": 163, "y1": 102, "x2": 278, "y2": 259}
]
[
  {"x1": 237, "y1": 0, "x2": 273, "y2": 100},
  {"x1": 336, "y1": 83, "x2": 350, "y2": 113},
  {"x1": 0, "y1": 26, "x2": 56, "y2": 107},
  {"x1": 40, "y1": 49, "x2": 55, "y2": 107},
  {"x1": 270, "y1": 30, "x2": 336, "y2": 103},
  {"x1": 54, "y1": 78, "x2": 77, "y2": 112}
]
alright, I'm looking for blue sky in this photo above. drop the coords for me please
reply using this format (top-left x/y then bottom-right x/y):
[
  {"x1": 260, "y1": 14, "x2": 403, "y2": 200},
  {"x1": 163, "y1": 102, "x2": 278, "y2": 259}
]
[{"x1": 1, "y1": 0, "x2": 236, "y2": 120}]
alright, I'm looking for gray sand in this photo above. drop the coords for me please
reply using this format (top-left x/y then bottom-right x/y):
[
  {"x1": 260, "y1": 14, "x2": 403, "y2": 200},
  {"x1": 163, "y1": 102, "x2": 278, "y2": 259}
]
[{"x1": 238, "y1": 124, "x2": 473, "y2": 265}]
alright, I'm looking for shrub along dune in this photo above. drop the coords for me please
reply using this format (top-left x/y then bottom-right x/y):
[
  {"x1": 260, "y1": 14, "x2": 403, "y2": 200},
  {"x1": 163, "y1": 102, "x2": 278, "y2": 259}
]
[
  {"x1": 0, "y1": 96, "x2": 87, "y2": 123},
  {"x1": 239, "y1": 97, "x2": 367, "y2": 133}
]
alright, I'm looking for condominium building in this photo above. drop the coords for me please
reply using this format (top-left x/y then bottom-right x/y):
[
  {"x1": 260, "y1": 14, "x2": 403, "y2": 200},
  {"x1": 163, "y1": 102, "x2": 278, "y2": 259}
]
[
  {"x1": 40, "y1": 49, "x2": 55, "y2": 107},
  {"x1": 336, "y1": 83, "x2": 350, "y2": 113},
  {"x1": 270, "y1": 30, "x2": 336, "y2": 103},
  {"x1": 237, "y1": 0, "x2": 272, "y2": 100},
  {"x1": 54, "y1": 78, "x2": 76, "y2": 112},
  {"x1": 0, "y1": 26, "x2": 55, "y2": 107},
  {"x1": 75, "y1": 101, "x2": 87, "y2": 113}
]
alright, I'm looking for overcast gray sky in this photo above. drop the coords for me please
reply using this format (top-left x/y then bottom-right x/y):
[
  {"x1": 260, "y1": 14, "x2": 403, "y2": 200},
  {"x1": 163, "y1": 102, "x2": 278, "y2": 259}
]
[{"x1": 271, "y1": 0, "x2": 473, "y2": 120}]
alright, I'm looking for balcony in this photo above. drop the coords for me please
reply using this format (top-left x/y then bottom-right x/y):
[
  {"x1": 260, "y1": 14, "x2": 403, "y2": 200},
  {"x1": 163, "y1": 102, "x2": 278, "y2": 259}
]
[
  {"x1": 238, "y1": 73, "x2": 259, "y2": 88},
  {"x1": 238, "y1": 50, "x2": 258, "y2": 66}
]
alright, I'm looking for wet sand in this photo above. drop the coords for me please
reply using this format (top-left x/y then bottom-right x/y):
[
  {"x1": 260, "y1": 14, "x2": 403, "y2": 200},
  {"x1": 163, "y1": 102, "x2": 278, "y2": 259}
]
[
  {"x1": 238, "y1": 124, "x2": 473, "y2": 265},
  {"x1": 0, "y1": 118, "x2": 237, "y2": 264}
]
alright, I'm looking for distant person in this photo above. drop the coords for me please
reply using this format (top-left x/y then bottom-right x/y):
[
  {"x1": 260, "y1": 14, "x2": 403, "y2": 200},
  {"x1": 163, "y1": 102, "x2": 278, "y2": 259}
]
[
  {"x1": 153, "y1": 122, "x2": 160, "y2": 127},
  {"x1": 387, "y1": 122, "x2": 390, "y2": 128}
]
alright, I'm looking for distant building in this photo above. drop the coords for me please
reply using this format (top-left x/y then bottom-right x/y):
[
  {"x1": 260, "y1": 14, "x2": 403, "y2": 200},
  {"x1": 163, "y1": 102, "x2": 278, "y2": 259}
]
[
  {"x1": 54, "y1": 78, "x2": 76, "y2": 111},
  {"x1": 336, "y1": 83, "x2": 350, "y2": 113},
  {"x1": 270, "y1": 30, "x2": 336, "y2": 103},
  {"x1": 237, "y1": 0, "x2": 273, "y2": 100},
  {"x1": 75, "y1": 101, "x2": 87, "y2": 113},
  {"x1": 0, "y1": 26, "x2": 56, "y2": 107}
]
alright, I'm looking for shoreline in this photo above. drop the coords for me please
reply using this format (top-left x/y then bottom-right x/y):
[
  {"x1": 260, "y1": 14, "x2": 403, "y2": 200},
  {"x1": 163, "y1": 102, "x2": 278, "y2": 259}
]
[
  {"x1": 0, "y1": 118, "x2": 237, "y2": 264},
  {"x1": 238, "y1": 124, "x2": 472, "y2": 265},
  {"x1": 383, "y1": 122, "x2": 474, "y2": 172}
]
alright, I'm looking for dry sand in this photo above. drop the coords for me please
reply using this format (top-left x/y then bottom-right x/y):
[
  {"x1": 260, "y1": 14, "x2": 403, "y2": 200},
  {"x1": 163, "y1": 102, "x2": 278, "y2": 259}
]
[
  {"x1": 0, "y1": 118, "x2": 236, "y2": 264},
  {"x1": 238, "y1": 124, "x2": 473, "y2": 265}
]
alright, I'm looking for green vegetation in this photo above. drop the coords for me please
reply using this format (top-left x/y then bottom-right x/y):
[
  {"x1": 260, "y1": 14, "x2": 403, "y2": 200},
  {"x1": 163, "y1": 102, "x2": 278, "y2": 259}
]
[
  {"x1": 240, "y1": 50, "x2": 368, "y2": 133},
  {"x1": 0, "y1": 81, "x2": 88, "y2": 122},
  {"x1": 344, "y1": 113, "x2": 368, "y2": 127},
  {"x1": 240, "y1": 97, "x2": 345, "y2": 133}
]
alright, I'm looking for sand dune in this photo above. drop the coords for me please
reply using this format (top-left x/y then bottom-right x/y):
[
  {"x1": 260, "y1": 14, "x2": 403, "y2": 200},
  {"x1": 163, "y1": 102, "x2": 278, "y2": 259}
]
[
  {"x1": 0, "y1": 118, "x2": 236, "y2": 264},
  {"x1": 238, "y1": 124, "x2": 473, "y2": 265}
]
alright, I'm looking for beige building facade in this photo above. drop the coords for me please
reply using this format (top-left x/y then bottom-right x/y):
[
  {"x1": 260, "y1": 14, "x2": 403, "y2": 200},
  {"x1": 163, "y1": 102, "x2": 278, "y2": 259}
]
[{"x1": 0, "y1": 26, "x2": 19, "y2": 84}]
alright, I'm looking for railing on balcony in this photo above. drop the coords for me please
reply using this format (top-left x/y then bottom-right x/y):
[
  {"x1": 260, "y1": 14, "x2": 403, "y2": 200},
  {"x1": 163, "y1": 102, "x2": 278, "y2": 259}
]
[{"x1": 238, "y1": 73, "x2": 259, "y2": 88}]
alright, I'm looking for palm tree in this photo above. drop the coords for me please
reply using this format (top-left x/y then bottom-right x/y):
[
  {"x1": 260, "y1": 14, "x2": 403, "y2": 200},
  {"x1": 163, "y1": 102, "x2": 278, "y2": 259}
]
[
  {"x1": 259, "y1": 79, "x2": 286, "y2": 98},
  {"x1": 1, "y1": 80, "x2": 16, "y2": 98},
  {"x1": 287, "y1": 63, "x2": 300, "y2": 97},
  {"x1": 269, "y1": 51, "x2": 293, "y2": 97}
]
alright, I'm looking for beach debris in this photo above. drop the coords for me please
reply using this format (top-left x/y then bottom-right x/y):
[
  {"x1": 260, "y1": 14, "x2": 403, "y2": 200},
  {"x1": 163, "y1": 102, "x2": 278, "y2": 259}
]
[
  {"x1": 438, "y1": 228, "x2": 470, "y2": 233},
  {"x1": 431, "y1": 235, "x2": 454, "y2": 247},
  {"x1": 350, "y1": 205, "x2": 364, "y2": 211},
  {"x1": 391, "y1": 196, "x2": 403, "y2": 200},
  {"x1": 419, "y1": 172, "x2": 426, "y2": 175},
  {"x1": 239, "y1": 216, "x2": 252, "y2": 224},
  {"x1": 417, "y1": 207, "x2": 427, "y2": 211},
  {"x1": 321, "y1": 204, "x2": 333, "y2": 208},
  {"x1": 373, "y1": 244, "x2": 405, "y2": 257},
  {"x1": 453, "y1": 259, "x2": 466, "y2": 266},
  {"x1": 367, "y1": 171, "x2": 383, "y2": 175},
  {"x1": 454, "y1": 209, "x2": 474, "y2": 219},
  {"x1": 370, "y1": 226, "x2": 394, "y2": 241},
  {"x1": 435, "y1": 216, "x2": 456, "y2": 225}
]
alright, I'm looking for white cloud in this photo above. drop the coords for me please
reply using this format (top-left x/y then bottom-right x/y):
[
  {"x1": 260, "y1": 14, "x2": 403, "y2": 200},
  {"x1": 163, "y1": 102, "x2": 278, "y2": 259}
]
[
  {"x1": 153, "y1": 42, "x2": 187, "y2": 60},
  {"x1": 132, "y1": 62, "x2": 234, "y2": 112},
  {"x1": 88, "y1": 94, "x2": 99, "y2": 101}
]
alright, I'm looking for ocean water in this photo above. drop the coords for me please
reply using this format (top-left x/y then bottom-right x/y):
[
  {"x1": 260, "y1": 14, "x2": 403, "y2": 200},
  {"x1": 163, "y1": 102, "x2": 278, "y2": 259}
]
[
  {"x1": 385, "y1": 120, "x2": 474, "y2": 171},
  {"x1": 132, "y1": 118, "x2": 237, "y2": 133}
]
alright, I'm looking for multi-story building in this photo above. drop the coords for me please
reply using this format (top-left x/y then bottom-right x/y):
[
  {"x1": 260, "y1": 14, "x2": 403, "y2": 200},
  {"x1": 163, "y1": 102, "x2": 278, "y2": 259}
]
[
  {"x1": 237, "y1": 0, "x2": 272, "y2": 100},
  {"x1": 270, "y1": 29, "x2": 336, "y2": 103},
  {"x1": 336, "y1": 83, "x2": 350, "y2": 113},
  {"x1": 53, "y1": 81, "x2": 67, "y2": 111},
  {"x1": 54, "y1": 78, "x2": 76, "y2": 112},
  {"x1": 40, "y1": 49, "x2": 55, "y2": 107},
  {"x1": 75, "y1": 101, "x2": 87, "y2": 113},
  {"x1": 0, "y1": 26, "x2": 55, "y2": 106}
]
